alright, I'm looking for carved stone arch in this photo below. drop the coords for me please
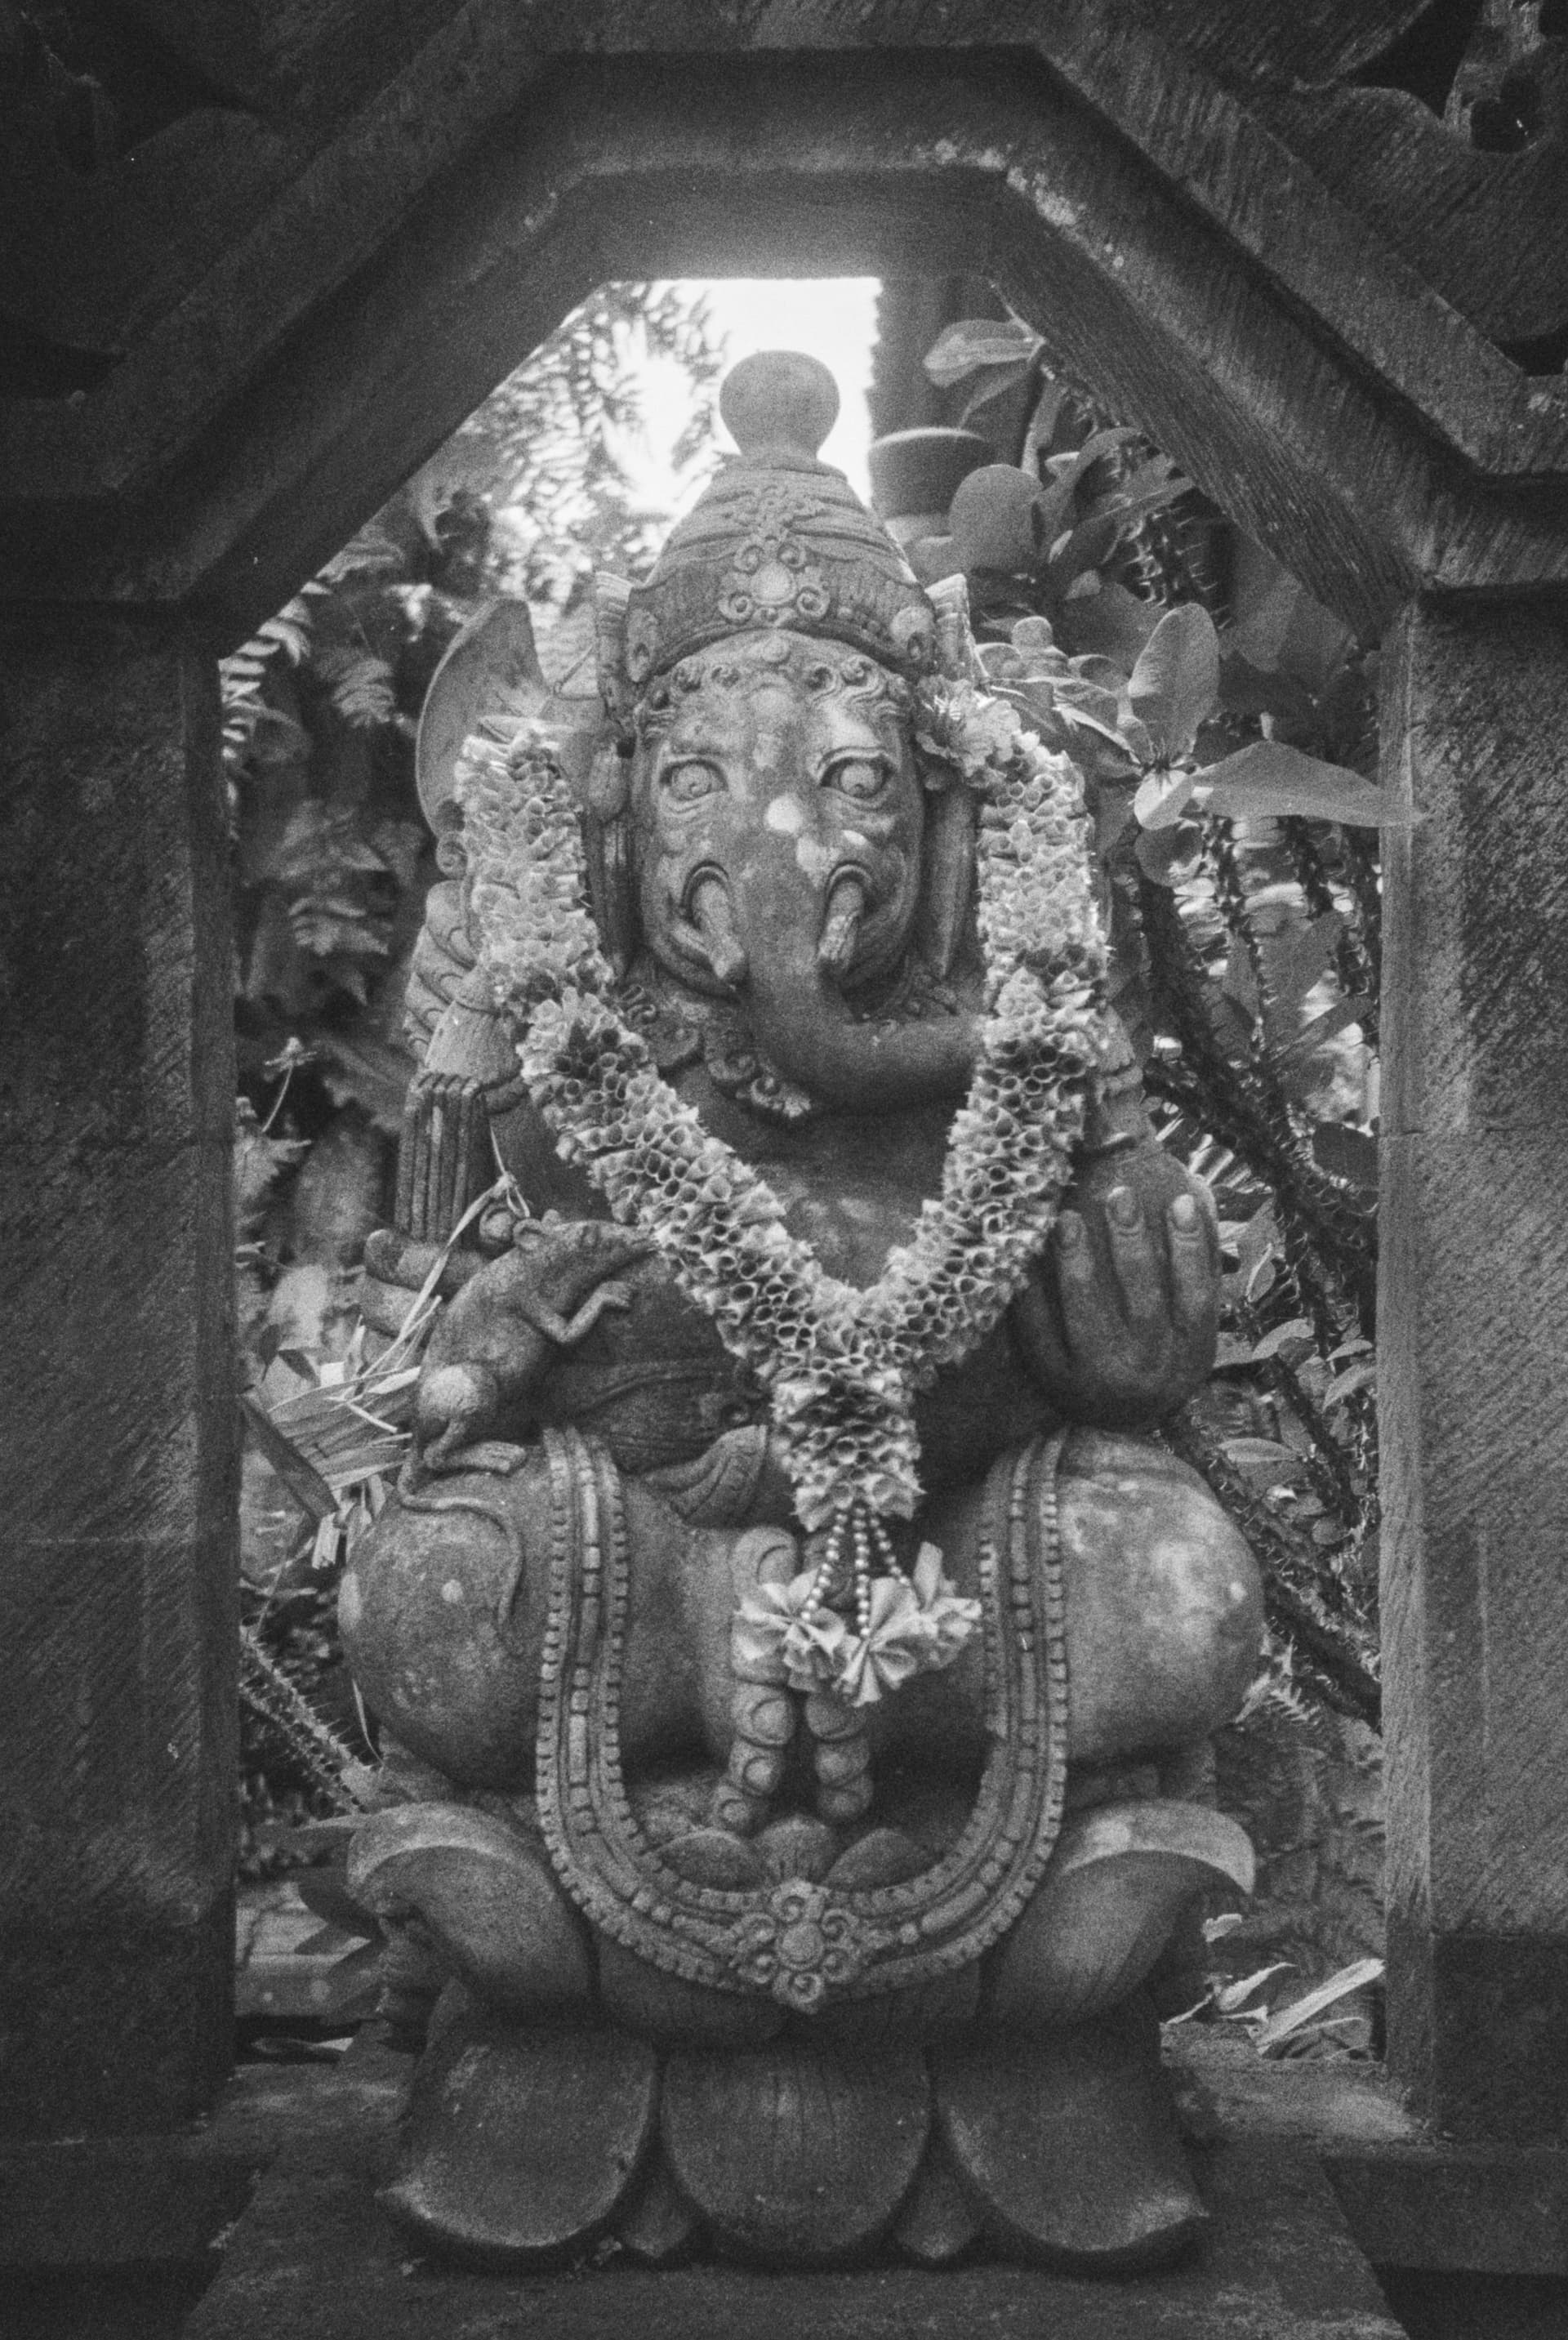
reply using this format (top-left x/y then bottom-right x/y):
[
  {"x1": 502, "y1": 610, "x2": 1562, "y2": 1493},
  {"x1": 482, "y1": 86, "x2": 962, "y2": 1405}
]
[{"x1": 3, "y1": 26, "x2": 1566, "y2": 644}]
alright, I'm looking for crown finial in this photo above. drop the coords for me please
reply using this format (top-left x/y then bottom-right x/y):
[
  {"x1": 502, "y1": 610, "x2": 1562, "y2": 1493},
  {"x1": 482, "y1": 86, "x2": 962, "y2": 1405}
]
[{"x1": 719, "y1": 350, "x2": 840, "y2": 463}]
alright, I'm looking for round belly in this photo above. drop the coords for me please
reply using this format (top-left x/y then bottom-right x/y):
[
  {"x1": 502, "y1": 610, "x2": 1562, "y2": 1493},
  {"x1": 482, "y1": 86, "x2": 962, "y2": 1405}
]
[
  {"x1": 1052, "y1": 1429, "x2": 1264, "y2": 1759},
  {"x1": 881, "y1": 1429, "x2": 1264, "y2": 1767}
]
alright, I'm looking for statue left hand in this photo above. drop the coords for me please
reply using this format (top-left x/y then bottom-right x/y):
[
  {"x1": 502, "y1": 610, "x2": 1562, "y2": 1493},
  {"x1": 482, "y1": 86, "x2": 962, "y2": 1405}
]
[{"x1": 1010, "y1": 1157, "x2": 1220, "y2": 1428}]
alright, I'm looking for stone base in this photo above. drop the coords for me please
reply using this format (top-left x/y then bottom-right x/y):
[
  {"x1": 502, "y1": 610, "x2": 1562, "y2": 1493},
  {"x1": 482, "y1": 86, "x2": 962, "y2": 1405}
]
[
  {"x1": 177, "y1": 2035, "x2": 1405, "y2": 2340},
  {"x1": 379, "y1": 1996, "x2": 1208, "y2": 2272},
  {"x1": 22, "y1": 2030, "x2": 1568, "y2": 2336}
]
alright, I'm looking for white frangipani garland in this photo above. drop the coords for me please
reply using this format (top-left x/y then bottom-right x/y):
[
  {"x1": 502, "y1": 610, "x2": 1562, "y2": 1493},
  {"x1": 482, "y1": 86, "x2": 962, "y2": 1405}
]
[{"x1": 454, "y1": 674, "x2": 1112, "y2": 1707}]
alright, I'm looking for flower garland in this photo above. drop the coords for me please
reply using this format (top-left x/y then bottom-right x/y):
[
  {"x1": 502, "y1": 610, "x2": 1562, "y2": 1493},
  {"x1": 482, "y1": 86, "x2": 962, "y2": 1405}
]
[{"x1": 454, "y1": 673, "x2": 1112, "y2": 1710}]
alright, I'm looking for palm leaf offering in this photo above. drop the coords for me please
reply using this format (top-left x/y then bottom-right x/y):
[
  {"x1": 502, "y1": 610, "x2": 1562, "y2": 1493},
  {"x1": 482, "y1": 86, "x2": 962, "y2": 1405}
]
[{"x1": 259, "y1": 1362, "x2": 422, "y2": 1500}]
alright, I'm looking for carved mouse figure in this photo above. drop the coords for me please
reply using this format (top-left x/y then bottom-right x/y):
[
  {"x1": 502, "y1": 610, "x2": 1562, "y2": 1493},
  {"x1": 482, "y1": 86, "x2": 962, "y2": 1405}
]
[{"x1": 407, "y1": 1215, "x2": 653, "y2": 1482}]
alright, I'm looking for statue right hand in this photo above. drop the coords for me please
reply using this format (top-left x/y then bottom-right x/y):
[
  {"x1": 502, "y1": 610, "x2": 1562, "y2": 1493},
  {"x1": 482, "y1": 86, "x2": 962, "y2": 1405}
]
[{"x1": 1010, "y1": 1174, "x2": 1219, "y2": 1428}]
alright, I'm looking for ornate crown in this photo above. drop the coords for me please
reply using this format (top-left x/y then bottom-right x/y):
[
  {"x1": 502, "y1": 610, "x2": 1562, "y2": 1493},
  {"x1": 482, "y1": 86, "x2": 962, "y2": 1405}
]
[{"x1": 609, "y1": 351, "x2": 940, "y2": 697}]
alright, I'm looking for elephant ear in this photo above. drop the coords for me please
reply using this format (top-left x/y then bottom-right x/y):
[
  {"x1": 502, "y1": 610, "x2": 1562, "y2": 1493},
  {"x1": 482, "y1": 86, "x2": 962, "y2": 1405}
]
[
  {"x1": 416, "y1": 597, "x2": 614, "y2": 834},
  {"x1": 416, "y1": 599, "x2": 546, "y2": 835},
  {"x1": 415, "y1": 593, "x2": 630, "y2": 965}
]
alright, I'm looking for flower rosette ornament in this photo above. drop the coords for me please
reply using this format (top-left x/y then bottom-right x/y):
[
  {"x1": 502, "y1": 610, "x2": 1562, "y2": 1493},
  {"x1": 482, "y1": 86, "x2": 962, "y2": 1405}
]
[
  {"x1": 728, "y1": 1880, "x2": 877, "y2": 2011},
  {"x1": 731, "y1": 1540, "x2": 979, "y2": 1708},
  {"x1": 831, "y1": 1544, "x2": 982, "y2": 1709},
  {"x1": 732, "y1": 1570, "x2": 849, "y2": 1694}
]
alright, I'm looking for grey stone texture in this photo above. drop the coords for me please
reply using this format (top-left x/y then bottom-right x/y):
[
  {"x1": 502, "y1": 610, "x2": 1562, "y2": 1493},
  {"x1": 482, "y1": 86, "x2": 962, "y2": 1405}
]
[
  {"x1": 0, "y1": 613, "x2": 238, "y2": 2138},
  {"x1": 180, "y1": 2038, "x2": 1405, "y2": 2340},
  {"x1": 3, "y1": 0, "x2": 1568, "y2": 2196}
]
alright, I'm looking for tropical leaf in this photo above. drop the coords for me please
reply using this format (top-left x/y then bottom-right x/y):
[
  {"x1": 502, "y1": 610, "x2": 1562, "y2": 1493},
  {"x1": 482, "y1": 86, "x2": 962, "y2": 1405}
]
[
  {"x1": 1276, "y1": 995, "x2": 1370, "y2": 1064},
  {"x1": 1268, "y1": 911, "x2": 1343, "y2": 1019},
  {"x1": 1221, "y1": 1437, "x2": 1315, "y2": 1486},
  {"x1": 1049, "y1": 509, "x2": 1128, "y2": 592},
  {"x1": 1012, "y1": 613, "x2": 1058, "y2": 653},
  {"x1": 1065, "y1": 580, "x2": 1160, "y2": 666},
  {"x1": 1198, "y1": 739, "x2": 1401, "y2": 827},
  {"x1": 1133, "y1": 818, "x2": 1203, "y2": 885},
  {"x1": 1254, "y1": 1957, "x2": 1383, "y2": 2057},
  {"x1": 1105, "y1": 453, "x2": 1186, "y2": 510},
  {"x1": 1049, "y1": 677, "x2": 1127, "y2": 741},
  {"x1": 1128, "y1": 603, "x2": 1220, "y2": 764},
  {"x1": 238, "y1": 1623, "x2": 375, "y2": 1812},
  {"x1": 1325, "y1": 1359, "x2": 1376, "y2": 1405},
  {"x1": 1134, "y1": 765, "x2": 1204, "y2": 831},
  {"x1": 1035, "y1": 425, "x2": 1141, "y2": 538},
  {"x1": 234, "y1": 1107, "x2": 308, "y2": 1240},
  {"x1": 923, "y1": 317, "x2": 1042, "y2": 388},
  {"x1": 1214, "y1": 1962, "x2": 1295, "y2": 2016},
  {"x1": 1247, "y1": 1317, "x2": 1314, "y2": 1362},
  {"x1": 948, "y1": 464, "x2": 1045, "y2": 573},
  {"x1": 1041, "y1": 424, "x2": 1138, "y2": 490},
  {"x1": 958, "y1": 359, "x2": 1038, "y2": 429}
]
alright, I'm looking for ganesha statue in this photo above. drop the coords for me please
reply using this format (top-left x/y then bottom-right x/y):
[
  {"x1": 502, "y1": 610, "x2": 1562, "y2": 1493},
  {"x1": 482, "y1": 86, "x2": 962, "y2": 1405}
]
[{"x1": 341, "y1": 352, "x2": 1263, "y2": 2272}]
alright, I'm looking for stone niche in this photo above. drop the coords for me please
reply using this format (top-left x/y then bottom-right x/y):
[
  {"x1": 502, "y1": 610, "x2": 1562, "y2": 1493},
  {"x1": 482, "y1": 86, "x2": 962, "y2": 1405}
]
[{"x1": 5, "y1": 4, "x2": 1568, "y2": 2324}]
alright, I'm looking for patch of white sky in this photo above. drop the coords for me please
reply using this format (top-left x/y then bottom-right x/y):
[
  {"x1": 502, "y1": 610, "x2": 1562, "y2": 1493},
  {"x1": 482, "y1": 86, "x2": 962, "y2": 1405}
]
[{"x1": 634, "y1": 276, "x2": 880, "y2": 512}]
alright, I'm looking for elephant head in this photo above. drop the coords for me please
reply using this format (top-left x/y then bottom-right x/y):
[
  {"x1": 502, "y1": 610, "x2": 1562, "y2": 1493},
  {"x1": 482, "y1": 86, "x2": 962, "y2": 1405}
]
[
  {"x1": 612, "y1": 628, "x2": 978, "y2": 1111},
  {"x1": 416, "y1": 353, "x2": 987, "y2": 1115}
]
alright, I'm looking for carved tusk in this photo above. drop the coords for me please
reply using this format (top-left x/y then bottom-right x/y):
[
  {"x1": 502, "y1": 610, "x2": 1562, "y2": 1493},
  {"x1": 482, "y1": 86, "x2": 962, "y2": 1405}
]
[
  {"x1": 817, "y1": 871, "x2": 868, "y2": 978},
  {"x1": 688, "y1": 875, "x2": 748, "y2": 987}
]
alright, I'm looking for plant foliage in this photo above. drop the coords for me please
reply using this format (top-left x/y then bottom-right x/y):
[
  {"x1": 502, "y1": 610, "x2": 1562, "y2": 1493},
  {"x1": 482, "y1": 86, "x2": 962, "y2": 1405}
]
[
  {"x1": 924, "y1": 319, "x2": 1384, "y2": 1736},
  {"x1": 230, "y1": 283, "x2": 727, "y2": 1852}
]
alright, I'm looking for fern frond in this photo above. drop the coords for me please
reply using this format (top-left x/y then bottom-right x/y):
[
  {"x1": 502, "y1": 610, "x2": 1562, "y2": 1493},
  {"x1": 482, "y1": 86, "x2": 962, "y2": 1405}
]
[
  {"x1": 314, "y1": 644, "x2": 398, "y2": 729},
  {"x1": 238, "y1": 1622, "x2": 373, "y2": 1810}
]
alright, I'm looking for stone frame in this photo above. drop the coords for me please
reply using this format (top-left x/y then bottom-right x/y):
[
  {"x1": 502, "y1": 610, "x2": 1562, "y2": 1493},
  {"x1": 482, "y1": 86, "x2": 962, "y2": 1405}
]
[{"x1": 4, "y1": 5, "x2": 1568, "y2": 2156}]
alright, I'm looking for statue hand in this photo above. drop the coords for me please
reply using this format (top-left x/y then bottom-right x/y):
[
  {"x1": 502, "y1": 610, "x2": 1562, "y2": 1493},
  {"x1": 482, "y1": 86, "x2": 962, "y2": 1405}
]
[{"x1": 1011, "y1": 1165, "x2": 1219, "y2": 1427}]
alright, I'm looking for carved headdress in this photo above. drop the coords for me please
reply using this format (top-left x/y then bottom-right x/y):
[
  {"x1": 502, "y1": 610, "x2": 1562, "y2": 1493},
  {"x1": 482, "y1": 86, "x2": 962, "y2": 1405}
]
[
  {"x1": 595, "y1": 350, "x2": 951, "y2": 722},
  {"x1": 415, "y1": 350, "x2": 969, "y2": 836},
  {"x1": 412, "y1": 353, "x2": 975, "y2": 1006}
]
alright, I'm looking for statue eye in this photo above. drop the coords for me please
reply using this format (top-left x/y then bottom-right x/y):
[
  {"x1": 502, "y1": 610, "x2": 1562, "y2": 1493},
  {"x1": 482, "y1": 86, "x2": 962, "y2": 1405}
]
[
  {"x1": 663, "y1": 760, "x2": 724, "y2": 805},
  {"x1": 823, "y1": 755, "x2": 888, "y2": 802}
]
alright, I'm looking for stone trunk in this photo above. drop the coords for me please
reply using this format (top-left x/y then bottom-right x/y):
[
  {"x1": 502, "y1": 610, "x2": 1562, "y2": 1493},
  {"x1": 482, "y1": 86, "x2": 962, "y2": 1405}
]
[{"x1": 0, "y1": 613, "x2": 238, "y2": 2137}]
